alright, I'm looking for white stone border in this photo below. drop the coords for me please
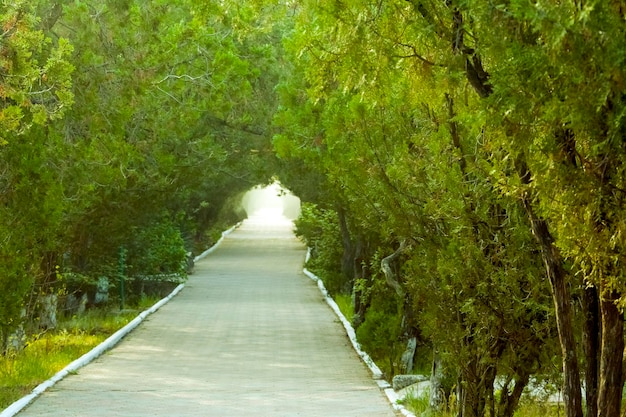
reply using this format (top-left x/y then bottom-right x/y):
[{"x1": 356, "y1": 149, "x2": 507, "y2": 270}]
[
  {"x1": 303, "y1": 249, "x2": 416, "y2": 417},
  {"x1": 193, "y1": 223, "x2": 240, "y2": 262},
  {"x1": 1, "y1": 224, "x2": 239, "y2": 417}
]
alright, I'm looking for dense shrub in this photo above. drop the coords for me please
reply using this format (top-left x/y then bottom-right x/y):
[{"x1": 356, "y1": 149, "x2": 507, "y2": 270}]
[
  {"x1": 127, "y1": 218, "x2": 188, "y2": 277},
  {"x1": 294, "y1": 203, "x2": 347, "y2": 295}
]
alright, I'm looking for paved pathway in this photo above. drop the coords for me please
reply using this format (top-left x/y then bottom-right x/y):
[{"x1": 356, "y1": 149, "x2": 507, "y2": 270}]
[{"x1": 17, "y1": 216, "x2": 399, "y2": 416}]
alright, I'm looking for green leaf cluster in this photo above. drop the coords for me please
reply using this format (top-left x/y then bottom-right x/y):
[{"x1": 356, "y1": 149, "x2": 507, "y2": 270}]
[
  {"x1": 0, "y1": 1, "x2": 74, "y2": 145},
  {"x1": 274, "y1": 0, "x2": 626, "y2": 413},
  {"x1": 0, "y1": 0, "x2": 288, "y2": 350}
]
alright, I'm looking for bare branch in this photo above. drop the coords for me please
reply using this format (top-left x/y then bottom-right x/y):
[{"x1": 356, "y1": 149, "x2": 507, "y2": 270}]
[
  {"x1": 155, "y1": 86, "x2": 182, "y2": 104},
  {"x1": 28, "y1": 84, "x2": 56, "y2": 96},
  {"x1": 394, "y1": 42, "x2": 443, "y2": 67},
  {"x1": 381, "y1": 239, "x2": 411, "y2": 298},
  {"x1": 155, "y1": 74, "x2": 211, "y2": 85}
]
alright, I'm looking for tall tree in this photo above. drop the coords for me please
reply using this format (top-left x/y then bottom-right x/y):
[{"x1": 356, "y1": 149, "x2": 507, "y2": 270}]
[
  {"x1": 276, "y1": 3, "x2": 559, "y2": 416},
  {"x1": 0, "y1": 0, "x2": 73, "y2": 347},
  {"x1": 471, "y1": 3, "x2": 626, "y2": 415}
]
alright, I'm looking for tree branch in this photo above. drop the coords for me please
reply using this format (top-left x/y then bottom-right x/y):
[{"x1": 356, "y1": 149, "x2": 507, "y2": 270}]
[
  {"x1": 394, "y1": 42, "x2": 443, "y2": 67},
  {"x1": 381, "y1": 239, "x2": 411, "y2": 298}
]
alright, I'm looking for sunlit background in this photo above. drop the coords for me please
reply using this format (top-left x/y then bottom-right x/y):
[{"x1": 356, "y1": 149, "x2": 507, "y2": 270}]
[{"x1": 241, "y1": 182, "x2": 301, "y2": 225}]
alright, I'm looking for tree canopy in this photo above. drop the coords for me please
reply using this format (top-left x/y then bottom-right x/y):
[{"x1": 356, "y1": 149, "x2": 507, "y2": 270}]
[
  {"x1": 0, "y1": 0, "x2": 281, "y2": 351},
  {"x1": 2, "y1": 1, "x2": 626, "y2": 416},
  {"x1": 275, "y1": 1, "x2": 626, "y2": 416}
]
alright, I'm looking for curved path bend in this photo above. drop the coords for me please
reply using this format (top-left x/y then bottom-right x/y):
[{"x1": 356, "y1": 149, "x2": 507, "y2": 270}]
[{"x1": 17, "y1": 216, "x2": 399, "y2": 417}]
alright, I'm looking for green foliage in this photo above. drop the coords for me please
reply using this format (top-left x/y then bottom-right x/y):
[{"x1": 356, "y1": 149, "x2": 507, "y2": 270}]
[
  {"x1": 127, "y1": 218, "x2": 188, "y2": 277},
  {"x1": 294, "y1": 203, "x2": 347, "y2": 294},
  {"x1": 274, "y1": 0, "x2": 576, "y2": 414},
  {"x1": 0, "y1": 259, "x2": 32, "y2": 352},
  {"x1": 356, "y1": 301, "x2": 403, "y2": 378},
  {"x1": 398, "y1": 388, "x2": 434, "y2": 416},
  {"x1": 0, "y1": 0, "x2": 290, "y2": 352},
  {"x1": 333, "y1": 293, "x2": 354, "y2": 324},
  {"x1": 355, "y1": 271, "x2": 404, "y2": 377},
  {"x1": 0, "y1": 331, "x2": 102, "y2": 408},
  {"x1": 0, "y1": 1, "x2": 74, "y2": 144},
  {"x1": 474, "y1": 1, "x2": 626, "y2": 303}
]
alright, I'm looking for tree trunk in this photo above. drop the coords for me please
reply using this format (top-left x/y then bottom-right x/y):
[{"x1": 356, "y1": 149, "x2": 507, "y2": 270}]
[
  {"x1": 352, "y1": 281, "x2": 368, "y2": 329},
  {"x1": 337, "y1": 207, "x2": 355, "y2": 281},
  {"x1": 583, "y1": 285, "x2": 600, "y2": 417},
  {"x1": 597, "y1": 287, "x2": 624, "y2": 417},
  {"x1": 380, "y1": 240, "x2": 408, "y2": 298},
  {"x1": 352, "y1": 238, "x2": 368, "y2": 329},
  {"x1": 400, "y1": 336, "x2": 417, "y2": 374},
  {"x1": 521, "y1": 194, "x2": 583, "y2": 417},
  {"x1": 513, "y1": 154, "x2": 583, "y2": 417},
  {"x1": 460, "y1": 358, "x2": 496, "y2": 417},
  {"x1": 38, "y1": 294, "x2": 58, "y2": 329},
  {"x1": 430, "y1": 350, "x2": 446, "y2": 411},
  {"x1": 497, "y1": 372, "x2": 530, "y2": 417},
  {"x1": 40, "y1": 251, "x2": 60, "y2": 291}
]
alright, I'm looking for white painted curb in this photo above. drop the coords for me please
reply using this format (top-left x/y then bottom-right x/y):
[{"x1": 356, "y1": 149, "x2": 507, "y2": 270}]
[
  {"x1": 193, "y1": 222, "x2": 240, "y2": 263},
  {"x1": 1, "y1": 224, "x2": 238, "y2": 417},
  {"x1": 303, "y1": 250, "x2": 416, "y2": 417},
  {"x1": 302, "y1": 268, "x2": 384, "y2": 379}
]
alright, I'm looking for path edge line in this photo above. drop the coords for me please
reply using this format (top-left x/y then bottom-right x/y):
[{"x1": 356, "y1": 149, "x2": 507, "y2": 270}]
[
  {"x1": 193, "y1": 222, "x2": 240, "y2": 263},
  {"x1": 1, "y1": 223, "x2": 240, "y2": 417},
  {"x1": 302, "y1": 251, "x2": 417, "y2": 417}
]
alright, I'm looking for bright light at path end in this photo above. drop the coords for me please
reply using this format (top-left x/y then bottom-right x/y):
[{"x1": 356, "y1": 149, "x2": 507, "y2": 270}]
[{"x1": 241, "y1": 183, "x2": 301, "y2": 225}]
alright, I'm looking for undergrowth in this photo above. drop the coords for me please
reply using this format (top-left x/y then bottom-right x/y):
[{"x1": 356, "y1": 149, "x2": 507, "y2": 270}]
[
  {"x1": 333, "y1": 293, "x2": 354, "y2": 322},
  {"x1": 399, "y1": 388, "x2": 566, "y2": 417},
  {"x1": 331, "y1": 289, "x2": 572, "y2": 417},
  {"x1": 0, "y1": 295, "x2": 160, "y2": 409}
]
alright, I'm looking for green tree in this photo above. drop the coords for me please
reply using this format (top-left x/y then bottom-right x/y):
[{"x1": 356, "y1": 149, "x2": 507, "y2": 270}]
[
  {"x1": 274, "y1": 1, "x2": 571, "y2": 416},
  {"x1": 0, "y1": 0, "x2": 289, "y2": 350},
  {"x1": 0, "y1": 0, "x2": 73, "y2": 144},
  {"x1": 0, "y1": 0, "x2": 73, "y2": 348},
  {"x1": 468, "y1": 3, "x2": 626, "y2": 415},
  {"x1": 52, "y1": 0, "x2": 283, "y2": 277}
]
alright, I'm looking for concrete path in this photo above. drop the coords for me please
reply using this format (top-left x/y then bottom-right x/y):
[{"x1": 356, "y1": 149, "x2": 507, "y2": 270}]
[{"x1": 17, "y1": 216, "x2": 399, "y2": 416}]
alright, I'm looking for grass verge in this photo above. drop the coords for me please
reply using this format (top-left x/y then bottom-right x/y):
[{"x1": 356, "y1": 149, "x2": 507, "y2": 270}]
[
  {"x1": 333, "y1": 293, "x2": 354, "y2": 323},
  {"x1": 0, "y1": 296, "x2": 160, "y2": 409}
]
